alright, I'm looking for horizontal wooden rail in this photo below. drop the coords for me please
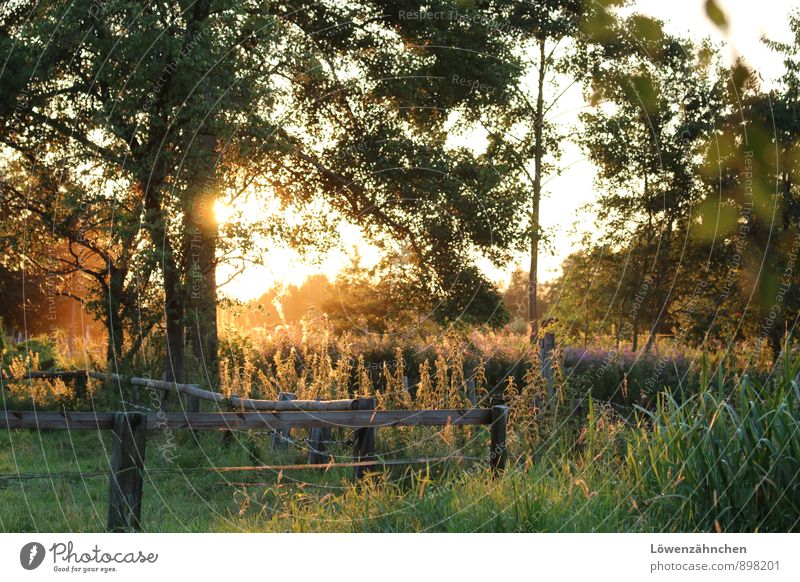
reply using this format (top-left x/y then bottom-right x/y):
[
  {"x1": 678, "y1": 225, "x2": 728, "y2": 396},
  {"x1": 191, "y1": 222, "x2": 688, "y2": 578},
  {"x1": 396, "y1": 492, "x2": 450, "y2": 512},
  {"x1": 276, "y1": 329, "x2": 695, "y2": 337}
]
[
  {"x1": 228, "y1": 395, "x2": 358, "y2": 411},
  {"x1": 128, "y1": 377, "x2": 224, "y2": 403},
  {"x1": 20, "y1": 370, "x2": 91, "y2": 380},
  {"x1": 11, "y1": 370, "x2": 358, "y2": 411},
  {"x1": 1, "y1": 409, "x2": 492, "y2": 431}
]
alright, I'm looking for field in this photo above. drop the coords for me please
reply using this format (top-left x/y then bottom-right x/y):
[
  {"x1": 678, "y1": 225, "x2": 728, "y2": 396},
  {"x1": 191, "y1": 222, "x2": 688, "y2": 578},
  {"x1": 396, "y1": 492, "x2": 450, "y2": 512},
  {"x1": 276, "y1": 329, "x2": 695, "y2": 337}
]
[
  {"x1": 3, "y1": 0, "x2": 800, "y2": 553},
  {"x1": 2, "y1": 331, "x2": 798, "y2": 533}
]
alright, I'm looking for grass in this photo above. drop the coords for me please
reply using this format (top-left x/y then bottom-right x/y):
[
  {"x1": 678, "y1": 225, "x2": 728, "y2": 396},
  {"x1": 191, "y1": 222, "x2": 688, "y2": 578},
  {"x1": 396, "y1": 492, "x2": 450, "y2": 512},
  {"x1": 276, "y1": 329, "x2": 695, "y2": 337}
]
[
  {"x1": 626, "y1": 360, "x2": 800, "y2": 532},
  {"x1": 1, "y1": 336, "x2": 798, "y2": 532},
  {"x1": 0, "y1": 427, "x2": 646, "y2": 532},
  {"x1": 0, "y1": 428, "x2": 356, "y2": 532}
]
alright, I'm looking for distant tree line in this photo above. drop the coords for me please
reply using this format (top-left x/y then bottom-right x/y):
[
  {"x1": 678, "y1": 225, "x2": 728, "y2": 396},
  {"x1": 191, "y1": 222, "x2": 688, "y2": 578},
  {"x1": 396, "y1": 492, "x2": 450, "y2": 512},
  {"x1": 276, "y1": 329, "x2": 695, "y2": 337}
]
[{"x1": 549, "y1": 13, "x2": 800, "y2": 360}]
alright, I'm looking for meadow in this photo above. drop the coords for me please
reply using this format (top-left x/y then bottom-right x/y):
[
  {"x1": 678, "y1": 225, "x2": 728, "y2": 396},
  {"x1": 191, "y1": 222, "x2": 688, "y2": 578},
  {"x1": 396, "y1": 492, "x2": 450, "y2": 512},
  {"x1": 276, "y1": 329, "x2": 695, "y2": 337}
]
[{"x1": 2, "y1": 329, "x2": 798, "y2": 532}]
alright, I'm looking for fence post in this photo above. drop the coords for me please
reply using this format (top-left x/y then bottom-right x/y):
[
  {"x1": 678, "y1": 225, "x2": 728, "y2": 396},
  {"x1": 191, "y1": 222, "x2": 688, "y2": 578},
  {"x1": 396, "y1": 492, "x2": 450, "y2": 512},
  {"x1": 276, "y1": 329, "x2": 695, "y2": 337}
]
[
  {"x1": 107, "y1": 412, "x2": 147, "y2": 531},
  {"x1": 464, "y1": 364, "x2": 477, "y2": 406},
  {"x1": 186, "y1": 384, "x2": 201, "y2": 414},
  {"x1": 158, "y1": 372, "x2": 170, "y2": 412},
  {"x1": 308, "y1": 425, "x2": 332, "y2": 464},
  {"x1": 540, "y1": 331, "x2": 555, "y2": 399},
  {"x1": 307, "y1": 398, "x2": 332, "y2": 464},
  {"x1": 74, "y1": 371, "x2": 88, "y2": 402},
  {"x1": 270, "y1": 392, "x2": 297, "y2": 450},
  {"x1": 130, "y1": 377, "x2": 140, "y2": 406},
  {"x1": 490, "y1": 405, "x2": 508, "y2": 477},
  {"x1": 353, "y1": 397, "x2": 376, "y2": 479}
]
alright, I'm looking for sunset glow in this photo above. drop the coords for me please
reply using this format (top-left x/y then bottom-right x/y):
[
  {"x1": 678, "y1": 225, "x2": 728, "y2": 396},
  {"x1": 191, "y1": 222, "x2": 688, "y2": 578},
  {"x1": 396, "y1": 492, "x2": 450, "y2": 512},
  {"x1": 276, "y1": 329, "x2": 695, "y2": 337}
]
[{"x1": 211, "y1": 0, "x2": 800, "y2": 304}]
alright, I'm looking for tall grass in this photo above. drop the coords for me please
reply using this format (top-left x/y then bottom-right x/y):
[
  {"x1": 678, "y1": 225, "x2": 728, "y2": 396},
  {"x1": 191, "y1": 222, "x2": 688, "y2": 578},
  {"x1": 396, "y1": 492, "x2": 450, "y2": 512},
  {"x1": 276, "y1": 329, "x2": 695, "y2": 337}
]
[
  {"x1": 626, "y1": 353, "x2": 800, "y2": 532},
  {"x1": 2, "y1": 326, "x2": 799, "y2": 532}
]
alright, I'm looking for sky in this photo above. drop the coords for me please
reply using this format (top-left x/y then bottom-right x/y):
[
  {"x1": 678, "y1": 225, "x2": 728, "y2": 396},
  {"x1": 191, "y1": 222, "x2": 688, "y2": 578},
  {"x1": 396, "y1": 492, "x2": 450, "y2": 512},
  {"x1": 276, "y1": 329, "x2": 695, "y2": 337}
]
[{"x1": 217, "y1": 0, "x2": 800, "y2": 302}]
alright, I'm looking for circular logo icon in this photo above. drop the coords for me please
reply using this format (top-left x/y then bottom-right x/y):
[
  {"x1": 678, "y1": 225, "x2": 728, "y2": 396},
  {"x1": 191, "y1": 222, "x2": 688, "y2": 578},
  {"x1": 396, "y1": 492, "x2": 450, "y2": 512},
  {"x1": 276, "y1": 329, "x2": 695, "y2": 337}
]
[{"x1": 20, "y1": 542, "x2": 46, "y2": 570}]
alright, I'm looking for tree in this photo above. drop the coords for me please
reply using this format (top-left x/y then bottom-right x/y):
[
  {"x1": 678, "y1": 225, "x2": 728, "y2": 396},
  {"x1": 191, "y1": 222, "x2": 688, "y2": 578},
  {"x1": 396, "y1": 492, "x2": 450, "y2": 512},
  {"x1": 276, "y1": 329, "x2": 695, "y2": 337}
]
[
  {"x1": 1, "y1": 1, "x2": 530, "y2": 384},
  {"x1": 547, "y1": 247, "x2": 619, "y2": 345},
  {"x1": 0, "y1": 148, "x2": 160, "y2": 368},
  {"x1": 692, "y1": 20, "x2": 800, "y2": 360},
  {"x1": 451, "y1": 0, "x2": 629, "y2": 342},
  {"x1": 577, "y1": 21, "x2": 726, "y2": 352}
]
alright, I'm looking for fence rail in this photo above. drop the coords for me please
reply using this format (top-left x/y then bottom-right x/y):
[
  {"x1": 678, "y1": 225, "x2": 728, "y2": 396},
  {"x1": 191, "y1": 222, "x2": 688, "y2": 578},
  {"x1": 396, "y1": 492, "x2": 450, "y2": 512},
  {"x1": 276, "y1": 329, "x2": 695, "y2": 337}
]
[
  {"x1": 12, "y1": 369, "x2": 358, "y2": 411},
  {"x1": 1, "y1": 408, "x2": 493, "y2": 430}
]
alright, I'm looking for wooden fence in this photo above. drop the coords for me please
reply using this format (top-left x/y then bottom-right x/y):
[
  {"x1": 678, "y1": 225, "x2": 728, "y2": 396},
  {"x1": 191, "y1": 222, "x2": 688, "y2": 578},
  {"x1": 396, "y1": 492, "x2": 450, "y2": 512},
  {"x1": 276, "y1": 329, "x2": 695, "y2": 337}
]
[{"x1": 1, "y1": 398, "x2": 508, "y2": 531}]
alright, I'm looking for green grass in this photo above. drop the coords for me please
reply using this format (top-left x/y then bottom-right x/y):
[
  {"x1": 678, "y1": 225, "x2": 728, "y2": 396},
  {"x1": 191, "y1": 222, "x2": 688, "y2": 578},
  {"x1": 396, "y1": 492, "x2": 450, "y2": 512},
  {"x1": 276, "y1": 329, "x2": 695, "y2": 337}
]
[
  {"x1": 0, "y1": 426, "x2": 646, "y2": 532},
  {"x1": 2, "y1": 350, "x2": 798, "y2": 533},
  {"x1": 626, "y1": 361, "x2": 800, "y2": 532}
]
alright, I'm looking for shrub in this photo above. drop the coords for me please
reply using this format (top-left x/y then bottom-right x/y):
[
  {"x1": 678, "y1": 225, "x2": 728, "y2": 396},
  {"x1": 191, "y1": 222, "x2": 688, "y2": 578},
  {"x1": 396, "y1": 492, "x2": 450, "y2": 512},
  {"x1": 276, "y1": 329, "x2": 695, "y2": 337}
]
[
  {"x1": 10, "y1": 336, "x2": 60, "y2": 370},
  {"x1": 563, "y1": 347, "x2": 692, "y2": 407}
]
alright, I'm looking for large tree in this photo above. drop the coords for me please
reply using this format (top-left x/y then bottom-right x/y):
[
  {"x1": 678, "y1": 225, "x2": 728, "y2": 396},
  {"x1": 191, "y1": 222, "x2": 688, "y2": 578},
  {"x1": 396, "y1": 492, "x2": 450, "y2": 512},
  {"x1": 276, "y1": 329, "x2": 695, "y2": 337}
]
[
  {"x1": 1, "y1": 1, "x2": 530, "y2": 384},
  {"x1": 451, "y1": 0, "x2": 629, "y2": 342}
]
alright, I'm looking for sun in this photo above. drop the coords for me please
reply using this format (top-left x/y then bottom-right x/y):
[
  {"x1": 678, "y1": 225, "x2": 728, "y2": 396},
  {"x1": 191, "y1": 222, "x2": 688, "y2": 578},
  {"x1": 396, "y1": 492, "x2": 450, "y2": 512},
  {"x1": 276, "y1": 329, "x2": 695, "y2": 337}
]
[{"x1": 214, "y1": 199, "x2": 235, "y2": 224}]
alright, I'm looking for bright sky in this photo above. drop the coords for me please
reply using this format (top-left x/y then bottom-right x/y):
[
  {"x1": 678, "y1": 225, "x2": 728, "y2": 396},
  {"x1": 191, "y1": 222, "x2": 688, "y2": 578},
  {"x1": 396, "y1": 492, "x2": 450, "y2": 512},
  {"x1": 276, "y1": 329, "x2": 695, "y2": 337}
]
[{"x1": 218, "y1": 0, "x2": 800, "y2": 302}]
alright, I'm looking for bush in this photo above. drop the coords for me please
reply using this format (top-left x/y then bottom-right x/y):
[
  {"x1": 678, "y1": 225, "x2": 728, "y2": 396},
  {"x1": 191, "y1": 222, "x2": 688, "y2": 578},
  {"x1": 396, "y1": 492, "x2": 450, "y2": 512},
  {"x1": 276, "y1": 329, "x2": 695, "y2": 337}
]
[
  {"x1": 563, "y1": 347, "x2": 692, "y2": 407},
  {"x1": 1, "y1": 335, "x2": 61, "y2": 371}
]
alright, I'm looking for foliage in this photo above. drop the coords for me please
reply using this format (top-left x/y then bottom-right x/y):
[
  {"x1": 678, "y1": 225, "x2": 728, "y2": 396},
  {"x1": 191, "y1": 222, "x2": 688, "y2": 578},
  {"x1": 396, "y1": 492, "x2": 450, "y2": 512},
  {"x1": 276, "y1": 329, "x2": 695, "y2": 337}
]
[
  {"x1": 2, "y1": 335, "x2": 60, "y2": 370},
  {"x1": 563, "y1": 346, "x2": 693, "y2": 407},
  {"x1": 0, "y1": 0, "x2": 533, "y2": 381}
]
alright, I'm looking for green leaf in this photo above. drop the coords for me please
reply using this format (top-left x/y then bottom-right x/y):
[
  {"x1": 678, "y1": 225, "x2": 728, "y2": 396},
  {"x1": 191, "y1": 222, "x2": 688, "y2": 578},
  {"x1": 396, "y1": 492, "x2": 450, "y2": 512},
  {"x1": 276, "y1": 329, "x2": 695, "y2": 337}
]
[{"x1": 705, "y1": 0, "x2": 728, "y2": 32}]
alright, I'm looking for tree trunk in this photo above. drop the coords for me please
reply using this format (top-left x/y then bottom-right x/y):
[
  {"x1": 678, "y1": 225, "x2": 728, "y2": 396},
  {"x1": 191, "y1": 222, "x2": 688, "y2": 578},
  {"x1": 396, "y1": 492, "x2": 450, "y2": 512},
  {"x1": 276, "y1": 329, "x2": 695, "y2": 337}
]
[
  {"x1": 634, "y1": 168, "x2": 653, "y2": 354},
  {"x1": 185, "y1": 206, "x2": 218, "y2": 385},
  {"x1": 182, "y1": 135, "x2": 219, "y2": 387},
  {"x1": 162, "y1": 258, "x2": 185, "y2": 386},
  {"x1": 645, "y1": 207, "x2": 672, "y2": 355},
  {"x1": 179, "y1": 2, "x2": 219, "y2": 386},
  {"x1": 142, "y1": 168, "x2": 185, "y2": 387},
  {"x1": 105, "y1": 266, "x2": 125, "y2": 368},
  {"x1": 767, "y1": 320, "x2": 784, "y2": 365},
  {"x1": 584, "y1": 303, "x2": 589, "y2": 348},
  {"x1": 104, "y1": 305, "x2": 123, "y2": 369},
  {"x1": 528, "y1": 38, "x2": 547, "y2": 344}
]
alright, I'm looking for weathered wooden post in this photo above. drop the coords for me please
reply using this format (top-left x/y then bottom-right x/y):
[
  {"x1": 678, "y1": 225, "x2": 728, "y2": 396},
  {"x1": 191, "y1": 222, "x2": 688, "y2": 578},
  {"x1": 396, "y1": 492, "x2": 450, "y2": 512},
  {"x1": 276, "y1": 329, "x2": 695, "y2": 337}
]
[
  {"x1": 270, "y1": 391, "x2": 297, "y2": 450},
  {"x1": 108, "y1": 412, "x2": 147, "y2": 531},
  {"x1": 353, "y1": 397, "x2": 376, "y2": 479},
  {"x1": 130, "y1": 377, "x2": 140, "y2": 406},
  {"x1": 464, "y1": 364, "x2": 477, "y2": 406},
  {"x1": 74, "y1": 370, "x2": 88, "y2": 402},
  {"x1": 186, "y1": 384, "x2": 201, "y2": 413},
  {"x1": 158, "y1": 372, "x2": 170, "y2": 412},
  {"x1": 308, "y1": 425, "x2": 332, "y2": 464},
  {"x1": 540, "y1": 331, "x2": 555, "y2": 399},
  {"x1": 307, "y1": 399, "x2": 332, "y2": 464},
  {"x1": 490, "y1": 405, "x2": 508, "y2": 477}
]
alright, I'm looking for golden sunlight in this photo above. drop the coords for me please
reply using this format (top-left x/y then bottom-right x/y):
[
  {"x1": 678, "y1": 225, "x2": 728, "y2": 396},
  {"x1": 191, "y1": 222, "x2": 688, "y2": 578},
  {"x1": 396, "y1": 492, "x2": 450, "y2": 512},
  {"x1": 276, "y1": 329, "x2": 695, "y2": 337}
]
[
  {"x1": 214, "y1": 199, "x2": 235, "y2": 224},
  {"x1": 213, "y1": 193, "x2": 385, "y2": 302}
]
